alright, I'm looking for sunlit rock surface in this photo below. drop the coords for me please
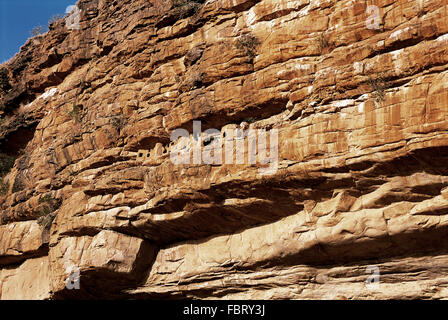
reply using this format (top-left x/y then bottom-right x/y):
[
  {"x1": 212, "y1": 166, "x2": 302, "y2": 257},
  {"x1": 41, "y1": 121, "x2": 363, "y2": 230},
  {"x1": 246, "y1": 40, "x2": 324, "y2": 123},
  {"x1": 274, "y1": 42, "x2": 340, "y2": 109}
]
[{"x1": 1, "y1": 0, "x2": 448, "y2": 299}]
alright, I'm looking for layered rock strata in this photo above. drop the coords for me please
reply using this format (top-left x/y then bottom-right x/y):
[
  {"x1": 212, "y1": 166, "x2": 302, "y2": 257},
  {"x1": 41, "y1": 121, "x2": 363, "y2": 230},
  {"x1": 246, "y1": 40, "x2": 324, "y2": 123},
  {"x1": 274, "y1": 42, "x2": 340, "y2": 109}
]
[{"x1": 1, "y1": 0, "x2": 448, "y2": 299}]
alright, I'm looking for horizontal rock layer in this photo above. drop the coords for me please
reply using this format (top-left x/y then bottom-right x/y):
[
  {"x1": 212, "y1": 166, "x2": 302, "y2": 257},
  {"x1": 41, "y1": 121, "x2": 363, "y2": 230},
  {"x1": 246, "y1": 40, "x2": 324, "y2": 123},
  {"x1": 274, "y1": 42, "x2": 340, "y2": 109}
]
[{"x1": 1, "y1": 0, "x2": 448, "y2": 299}]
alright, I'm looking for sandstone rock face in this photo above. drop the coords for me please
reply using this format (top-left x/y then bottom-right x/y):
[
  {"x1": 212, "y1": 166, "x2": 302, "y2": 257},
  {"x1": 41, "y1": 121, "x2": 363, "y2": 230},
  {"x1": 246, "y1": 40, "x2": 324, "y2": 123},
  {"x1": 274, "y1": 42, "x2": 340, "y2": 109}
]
[{"x1": 1, "y1": 0, "x2": 448, "y2": 299}]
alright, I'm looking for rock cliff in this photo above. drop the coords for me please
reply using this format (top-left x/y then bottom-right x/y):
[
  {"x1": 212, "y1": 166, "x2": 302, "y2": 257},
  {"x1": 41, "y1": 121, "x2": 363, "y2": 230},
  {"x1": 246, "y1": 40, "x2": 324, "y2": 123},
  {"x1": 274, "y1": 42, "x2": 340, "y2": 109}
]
[{"x1": 1, "y1": 0, "x2": 448, "y2": 299}]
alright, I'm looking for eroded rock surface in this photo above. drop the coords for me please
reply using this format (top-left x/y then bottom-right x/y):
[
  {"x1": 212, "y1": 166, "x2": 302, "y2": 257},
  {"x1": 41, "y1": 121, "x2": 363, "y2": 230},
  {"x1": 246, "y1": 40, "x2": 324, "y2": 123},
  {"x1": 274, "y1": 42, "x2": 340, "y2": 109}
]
[{"x1": 1, "y1": 0, "x2": 448, "y2": 299}]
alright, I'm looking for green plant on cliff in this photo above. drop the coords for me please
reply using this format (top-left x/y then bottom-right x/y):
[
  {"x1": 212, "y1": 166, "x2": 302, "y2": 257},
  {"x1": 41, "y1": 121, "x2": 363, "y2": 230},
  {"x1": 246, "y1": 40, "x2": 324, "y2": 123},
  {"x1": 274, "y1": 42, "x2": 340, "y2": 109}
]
[
  {"x1": 0, "y1": 178, "x2": 8, "y2": 195},
  {"x1": 11, "y1": 174, "x2": 25, "y2": 193},
  {"x1": 30, "y1": 26, "x2": 44, "y2": 37},
  {"x1": 37, "y1": 195, "x2": 62, "y2": 230},
  {"x1": 368, "y1": 74, "x2": 389, "y2": 103},
  {"x1": 188, "y1": 70, "x2": 204, "y2": 90},
  {"x1": 317, "y1": 32, "x2": 333, "y2": 54},
  {"x1": 235, "y1": 33, "x2": 261, "y2": 61},
  {"x1": 110, "y1": 114, "x2": 127, "y2": 132},
  {"x1": 0, "y1": 153, "x2": 15, "y2": 196},
  {"x1": 49, "y1": 14, "x2": 65, "y2": 26},
  {"x1": 172, "y1": 0, "x2": 197, "y2": 7},
  {"x1": 0, "y1": 153, "x2": 15, "y2": 177},
  {"x1": 68, "y1": 104, "x2": 83, "y2": 123},
  {"x1": 172, "y1": 0, "x2": 203, "y2": 20}
]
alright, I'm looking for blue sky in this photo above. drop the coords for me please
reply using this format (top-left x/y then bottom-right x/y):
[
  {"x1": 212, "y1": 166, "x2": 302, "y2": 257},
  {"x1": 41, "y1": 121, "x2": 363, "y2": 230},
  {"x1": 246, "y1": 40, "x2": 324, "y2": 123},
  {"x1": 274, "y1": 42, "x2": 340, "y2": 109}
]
[{"x1": 0, "y1": 0, "x2": 77, "y2": 63}]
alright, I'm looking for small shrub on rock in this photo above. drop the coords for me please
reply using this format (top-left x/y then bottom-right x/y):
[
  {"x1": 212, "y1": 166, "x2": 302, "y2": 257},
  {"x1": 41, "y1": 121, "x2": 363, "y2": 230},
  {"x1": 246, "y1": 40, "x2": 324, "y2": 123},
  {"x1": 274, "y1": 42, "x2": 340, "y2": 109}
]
[
  {"x1": 37, "y1": 195, "x2": 62, "y2": 230},
  {"x1": 368, "y1": 74, "x2": 389, "y2": 103},
  {"x1": 0, "y1": 180, "x2": 8, "y2": 196},
  {"x1": 235, "y1": 33, "x2": 261, "y2": 61},
  {"x1": 111, "y1": 114, "x2": 127, "y2": 132},
  {"x1": 68, "y1": 104, "x2": 83, "y2": 123},
  {"x1": 0, "y1": 153, "x2": 15, "y2": 176},
  {"x1": 172, "y1": 0, "x2": 203, "y2": 20},
  {"x1": 30, "y1": 26, "x2": 44, "y2": 37}
]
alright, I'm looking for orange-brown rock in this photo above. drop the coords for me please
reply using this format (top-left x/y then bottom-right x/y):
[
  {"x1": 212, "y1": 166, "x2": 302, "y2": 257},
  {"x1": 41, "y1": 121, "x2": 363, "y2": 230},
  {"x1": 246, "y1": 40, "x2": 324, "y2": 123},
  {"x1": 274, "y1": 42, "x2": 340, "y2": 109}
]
[{"x1": 1, "y1": 0, "x2": 448, "y2": 299}]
